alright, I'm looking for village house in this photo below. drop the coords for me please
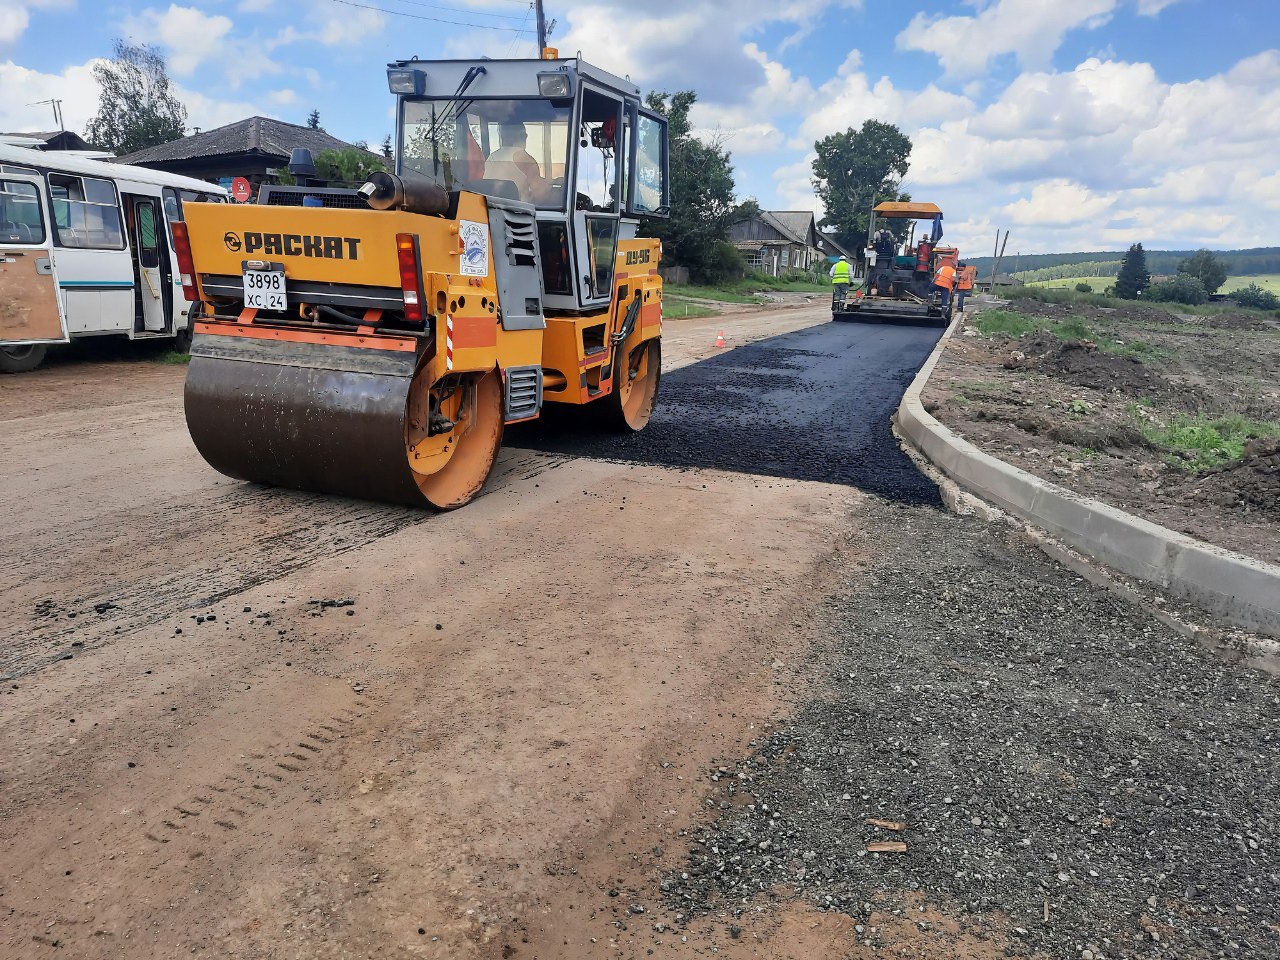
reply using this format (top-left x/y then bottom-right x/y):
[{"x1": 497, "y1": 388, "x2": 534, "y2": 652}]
[{"x1": 728, "y1": 210, "x2": 824, "y2": 277}]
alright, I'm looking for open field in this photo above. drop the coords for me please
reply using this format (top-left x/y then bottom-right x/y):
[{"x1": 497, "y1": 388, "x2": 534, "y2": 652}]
[
  {"x1": 1030, "y1": 274, "x2": 1280, "y2": 296},
  {"x1": 1225, "y1": 273, "x2": 1280, "y2": 295},
  {"x1": 1029, "y1": 276, "x2": 1116, "y2": 289}
]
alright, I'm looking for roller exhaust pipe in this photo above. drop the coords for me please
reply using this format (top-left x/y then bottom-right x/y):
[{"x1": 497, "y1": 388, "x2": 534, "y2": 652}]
[{"x1": 359, "y1": 171, "x2": 450, "y2": 215}]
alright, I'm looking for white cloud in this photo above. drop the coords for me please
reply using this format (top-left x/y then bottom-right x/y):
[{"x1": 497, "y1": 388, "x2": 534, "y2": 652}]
[
  {"x1": 123, "y1": 5, "x2": 234, "y2": 76},
  {"x1": 1000, "y1": 180, "x2": 1115, "y2": 226},
  {"x1": 1135, "y1": 0, "x2": 1181, "y2": 14},
  {"x1": 172, "y1": 83, "x2": 267, "y2": 131},
  {"x1": 0, "y1": 58, "x2": 103, "y2": 133},
  {"x1": 0, "y1": 0, "x2": 73, "y2": 49},
  {"x1": 897, "y1": 0, "x2": 1118, "y2": 77},
  {"x1": 0, "y1": 8, "x2": 29, "y2": 46},
  {"x1": 315, "y1": 6, "x2": 384, "y2": 45}
]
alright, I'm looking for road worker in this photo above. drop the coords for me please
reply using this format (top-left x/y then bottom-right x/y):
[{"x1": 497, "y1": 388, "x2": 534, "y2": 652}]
[
  {"x1": 955, "y1": 262, "x2": 975, "y2": 313},
  {"x1": 932, "y1": 258, "x2": 957, "y2": 310},
  {"x1": 829, "y1": 254, "x2": 853, "y2": 306},
  {"x1": 916, "y1": 238, "x2": 933, "y2": 274}
]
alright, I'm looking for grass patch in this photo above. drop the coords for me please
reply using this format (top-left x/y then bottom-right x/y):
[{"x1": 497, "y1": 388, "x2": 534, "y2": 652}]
[
  {"x1": 1135, "y1": 411, "x2": 1280, "y2": 471},
  {"x1": 667, "y1": 272, "x2": 831, "y2": 304},
  {"x1": 666, "y1": 283, "x2": 765, "y2": 304},
  {"x1": 973, "y1": 309, "x2": 1041, "y2": 337},
  {"x1": 662, "y1": 296, "x2": 721, "y2": 319},
  {"x1": 973, "y1": 308, "x2": 1099, "y2": 343},
  {"x1": 152, "y1": 350, "x2": 191, "y2": 365}
]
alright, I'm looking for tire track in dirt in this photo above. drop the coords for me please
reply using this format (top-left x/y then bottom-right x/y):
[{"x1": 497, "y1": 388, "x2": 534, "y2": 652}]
[{"x1": 0, "y1": 451, "x2": 578, "y2": 681}]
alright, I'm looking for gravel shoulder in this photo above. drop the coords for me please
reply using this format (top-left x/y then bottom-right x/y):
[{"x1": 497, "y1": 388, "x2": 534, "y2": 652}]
[
  {"x1": 921, "y1": 297, "x2": 1280, "y2": 564},
  {"x1": 535, "y1": 502, "x2": 1278, "y2": 960}
]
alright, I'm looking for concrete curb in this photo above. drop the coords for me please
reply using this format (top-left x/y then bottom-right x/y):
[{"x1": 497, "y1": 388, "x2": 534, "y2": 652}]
[{"x1": 895, "y1": 309, "x2": 1280, "y2": 639}]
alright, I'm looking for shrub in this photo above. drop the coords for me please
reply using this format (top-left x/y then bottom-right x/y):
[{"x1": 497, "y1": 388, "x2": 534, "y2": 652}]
[
  {"x1": 1074, "y1": 282, "x2": 1093, "y2": 293},
  {"x1": 703, "y1": 241, "x2": 747, "y2": 284},
  {"x1": 1229, "y1": 282, "x2": 1280, "y2": 311},
  {"x1": 1146, "y1": 274, "x2": 1209, "y2": 305}
]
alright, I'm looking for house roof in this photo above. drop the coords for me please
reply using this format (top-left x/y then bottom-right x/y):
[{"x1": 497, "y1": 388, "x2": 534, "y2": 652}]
[
  {"x1": 116, "y1": 117, "x2": 369, "y2": 165},
  {"x1": 760, "y1": 210, "x2": 819, "y2": 246},
  {"x1": 817, "y1": 233, "x2": 854, "y2": 258},
  {"x1": 1, "y1": 130, "x2": 94, "y2": 151}
]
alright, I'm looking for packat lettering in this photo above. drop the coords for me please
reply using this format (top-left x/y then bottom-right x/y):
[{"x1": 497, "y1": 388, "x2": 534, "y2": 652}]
[{"x1": 241, "y1": 232, "x2": 361, "y2": 259}]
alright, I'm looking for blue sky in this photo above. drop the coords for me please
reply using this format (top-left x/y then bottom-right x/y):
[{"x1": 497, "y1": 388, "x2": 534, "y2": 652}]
[{"x1": 3, "y1": 0, "x2": 1278, "y2": 255}]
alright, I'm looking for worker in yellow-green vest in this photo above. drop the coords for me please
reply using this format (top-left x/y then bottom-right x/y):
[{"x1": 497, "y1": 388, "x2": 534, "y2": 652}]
[{"x1": 829, "y1": 255, "x2": 854, "y2": 306}]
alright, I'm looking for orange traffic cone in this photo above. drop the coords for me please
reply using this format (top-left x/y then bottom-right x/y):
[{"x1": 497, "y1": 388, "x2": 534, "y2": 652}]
[{"x1": 714, "y1": 329, "x2": 726, "y2": 348}]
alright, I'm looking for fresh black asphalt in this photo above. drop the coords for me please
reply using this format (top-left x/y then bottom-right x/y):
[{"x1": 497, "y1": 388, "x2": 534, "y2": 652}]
[{"x1": 511, "y1": 319, "x2": 944, "y2": 505}]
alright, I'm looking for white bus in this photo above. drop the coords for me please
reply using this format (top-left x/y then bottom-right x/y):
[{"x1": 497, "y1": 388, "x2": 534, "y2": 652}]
[{"x1": 0, "y1": 142, "x2": 229, "y2": 372}]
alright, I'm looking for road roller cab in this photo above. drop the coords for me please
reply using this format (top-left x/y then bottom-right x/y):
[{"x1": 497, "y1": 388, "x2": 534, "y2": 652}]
[{"x1": 179, "y1": 54, "x2": 670, "y2": 509}]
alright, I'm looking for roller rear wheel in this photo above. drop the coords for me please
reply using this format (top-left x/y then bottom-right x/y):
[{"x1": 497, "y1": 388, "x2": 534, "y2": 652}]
[
  {"x1": 604, "y1": 338, "x2": 660, "y2": 432},
  {"x1": 406, "y1": 370, "x2": 504, "y2": 510}
]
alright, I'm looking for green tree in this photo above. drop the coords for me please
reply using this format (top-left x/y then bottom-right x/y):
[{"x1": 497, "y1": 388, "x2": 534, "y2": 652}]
[
  {"x1": 1176, "y1": 248, "x2": 1227, "y2": 295},
  {"x1": 1114, "y1": 243, "x2": 1151, "y2": 300},
  {"x1": 314, "y1": 148, "x2": 386, "y2": 183},
  {"x1": 811, "y1": 120, "x2": 912, "y2": 252},
  {"x1": 85, "y1": 39, "x2": 187, "y2": 155},
  {"x1": 643, "y1": 91, "x2": 758, "y2": 283},
  {"x1": 1147, "y1": 274, "x2": 1208, "y2": 305},
  {"x1": 381, "y1": 135, "x2": 393, "y2": 160},
  {"x1": 307, "y1": 110, "x2": 322, "y2": 130}
]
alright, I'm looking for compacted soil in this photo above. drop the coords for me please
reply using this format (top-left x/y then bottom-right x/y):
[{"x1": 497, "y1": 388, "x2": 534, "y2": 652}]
[
  {"x1": 3, "y1": 306, "x2": 1276, "y2": 960},
  {"x1": 923, "y1": 297, "x2": 1280, "y2": 564}
]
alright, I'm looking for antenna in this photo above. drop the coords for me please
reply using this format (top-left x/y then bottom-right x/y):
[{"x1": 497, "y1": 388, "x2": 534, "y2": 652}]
[{"x1": 32, "y1": 98, "x2": 65, "y2": 134}]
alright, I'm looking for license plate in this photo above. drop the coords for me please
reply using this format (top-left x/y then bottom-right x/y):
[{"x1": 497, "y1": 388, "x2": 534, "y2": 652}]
[{"x1": 243, "y1": 268, "x2": 286, "y2": 311}]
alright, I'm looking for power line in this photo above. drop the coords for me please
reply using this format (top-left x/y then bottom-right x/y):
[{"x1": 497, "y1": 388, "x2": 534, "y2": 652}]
[
  {"x1": 382, "y1": 0, "x2": 528, "y2": 21},
  {"x1": 324, "y1": 0, "x2": 528, "y2": 31},
  {"x1": 505, "y1": 2, "x2": 535, "y2": 56}
]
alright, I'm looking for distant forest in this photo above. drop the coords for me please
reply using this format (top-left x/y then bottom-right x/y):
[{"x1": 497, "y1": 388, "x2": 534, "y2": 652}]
[{"x1": 963, "y1": 247, "x2": 1280, "y2": 279}]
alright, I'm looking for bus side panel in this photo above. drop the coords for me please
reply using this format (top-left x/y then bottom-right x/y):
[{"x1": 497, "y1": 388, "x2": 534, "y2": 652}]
[
  {"x1": 54, "y1": 248, "x2": 136, "y2": 335},
  {"x1": 0, "y1": 173, "x2": 68, "y2": 345},
  {"x1": 0, "y1": 248, "x2": 66, "y2": 343}
]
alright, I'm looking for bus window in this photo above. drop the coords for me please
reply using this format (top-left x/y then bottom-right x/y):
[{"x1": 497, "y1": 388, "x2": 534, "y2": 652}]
[
  {"x1": 0, "y1": 180, "x2": 45, "y2": 244},
  {"x1": 48, "y1": 173, "x2": 125, "y2": 250},
  {"x1": 162, "y1": 186, "x2": 226, "y2": 242},
  {"x1": 136, "y1": 201, "x2": 160, "y2": 268}
]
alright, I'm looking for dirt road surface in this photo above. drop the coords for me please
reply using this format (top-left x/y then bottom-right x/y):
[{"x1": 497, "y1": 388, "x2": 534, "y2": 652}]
[{"x1": 0, "y1": 305, "x2": 939, "y2": 959}]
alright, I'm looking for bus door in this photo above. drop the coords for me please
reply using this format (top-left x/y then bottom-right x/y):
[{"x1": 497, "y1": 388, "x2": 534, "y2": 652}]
[
  {"x1": 125, "y1": 194, "x2": 169, "y2": 332},
  {"x1": 0, "y1": 173, "x2": 68, "y2": 346}
]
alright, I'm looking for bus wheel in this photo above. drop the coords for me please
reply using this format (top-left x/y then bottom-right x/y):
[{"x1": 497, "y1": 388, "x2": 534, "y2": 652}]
[
  {"x1": 0, "y1": 344, "x2": 48, "y2": 374},
  {"x1": 174, "y1": 327, "x2": 194, "y2": 353}
]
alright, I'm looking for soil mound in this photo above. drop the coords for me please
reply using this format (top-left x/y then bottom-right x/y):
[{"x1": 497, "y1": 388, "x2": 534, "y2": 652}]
[
  {"x1": 1170, "y1": 437, "x2": 1280, "y2": 516},
  {"x1": 1040, "y1": 340, "x2": 1157, "y2": 396},
  {"x1": 1198, "y1": 311, "x2": 1275, "y2": 331}
]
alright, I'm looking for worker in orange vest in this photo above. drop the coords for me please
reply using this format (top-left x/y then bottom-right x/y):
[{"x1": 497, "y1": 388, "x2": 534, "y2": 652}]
[
  {"x1": 932, "y1": 258, "x2": 957, "y2": 310},
  {"x1": 955, "y1": 262, "x2": 975, "y2": 313}
]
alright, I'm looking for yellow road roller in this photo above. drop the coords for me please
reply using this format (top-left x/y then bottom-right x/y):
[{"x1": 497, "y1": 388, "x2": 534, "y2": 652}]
[{"x1": 176, "y1": 53, "x2": 670, "y2": 508}]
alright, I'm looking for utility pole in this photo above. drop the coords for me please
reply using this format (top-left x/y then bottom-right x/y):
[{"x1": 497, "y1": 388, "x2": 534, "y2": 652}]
[{"x1": 535, "y1": 0, "x2": 548, "y2": 52}]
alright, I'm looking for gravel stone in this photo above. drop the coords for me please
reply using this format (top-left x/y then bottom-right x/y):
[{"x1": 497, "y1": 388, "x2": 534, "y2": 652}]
[{"x1": 662, "y1": 505, "x2": 1279, "y2": 959}]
